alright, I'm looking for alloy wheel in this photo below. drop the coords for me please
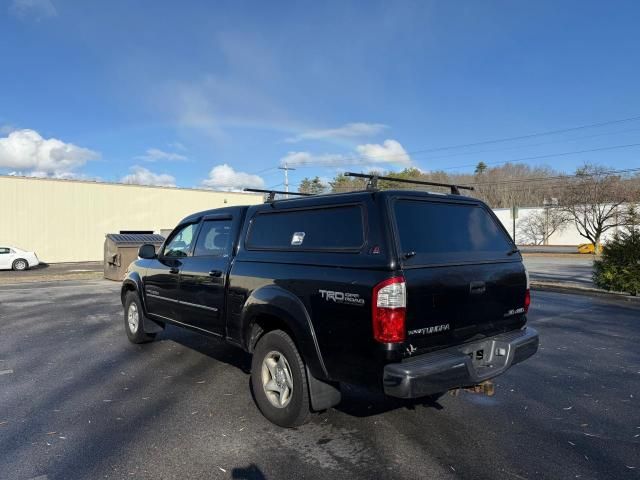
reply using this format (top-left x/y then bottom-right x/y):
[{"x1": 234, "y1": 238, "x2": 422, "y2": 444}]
[{"x1": 261, "y1": 350, "x2": 294, "y2": 408}]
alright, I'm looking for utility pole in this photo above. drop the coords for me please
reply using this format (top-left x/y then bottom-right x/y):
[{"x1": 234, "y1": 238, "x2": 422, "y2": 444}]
[{"x1": 278, "y1": 163, "x2": 295, "y2": 198}]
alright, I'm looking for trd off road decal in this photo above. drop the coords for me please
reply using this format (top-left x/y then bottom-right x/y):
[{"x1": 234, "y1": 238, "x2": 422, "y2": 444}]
[{"x1": 319, "y1": 289, "x2": 365, "y2": 306}]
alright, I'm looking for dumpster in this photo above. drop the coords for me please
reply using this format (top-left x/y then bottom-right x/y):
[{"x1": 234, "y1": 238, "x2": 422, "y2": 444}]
[{"x1": 104, "y1": 233, "x2": 165, "y2": 281}]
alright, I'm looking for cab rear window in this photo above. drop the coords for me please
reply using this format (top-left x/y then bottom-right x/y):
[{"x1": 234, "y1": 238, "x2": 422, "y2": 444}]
[
  {"x1": 247, "y1": 205, "x2": 364, "y2": 251},
  {"x1": 394, "y1": 199, "x2": 513, "y2": 264}
]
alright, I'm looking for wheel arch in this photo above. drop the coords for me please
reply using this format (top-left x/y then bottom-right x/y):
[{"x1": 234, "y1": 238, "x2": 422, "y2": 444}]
[
  {"x1": 240, "y1": 285, "x2": 329, "y2": 380},
  {"x1": 121, "y1": 272, "x2": 148, "y2": 315},
  {"x1": 121, "y1": 273, "x2": 164, "y2": 334}
]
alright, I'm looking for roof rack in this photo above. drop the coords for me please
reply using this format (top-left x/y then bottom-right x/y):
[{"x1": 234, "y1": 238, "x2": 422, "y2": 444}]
[
  {"x1": 244, "y1": 188, "x2": 312, "y2": 202},
  {"x1": 345, "y1": 172, "x2": 474, "y2": 195}
]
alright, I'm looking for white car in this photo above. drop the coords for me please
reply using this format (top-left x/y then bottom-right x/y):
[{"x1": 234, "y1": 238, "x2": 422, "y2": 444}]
[{"x1": 0, "y1": 246, "x2": 40, "y2": 271}]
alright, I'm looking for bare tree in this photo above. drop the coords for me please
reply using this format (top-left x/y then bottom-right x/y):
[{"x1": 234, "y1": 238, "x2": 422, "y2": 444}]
[
  {"x1": 517, "y1": 209, "x2": 571, "y2": 245},
  {"x1": 559, "y1": 164, "x2": 630, "y2": 248}
]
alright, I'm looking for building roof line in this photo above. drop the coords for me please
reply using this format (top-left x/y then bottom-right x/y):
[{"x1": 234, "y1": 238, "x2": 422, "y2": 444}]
[{"x1": 0, "y1": 174, "x2": 261, "y2": 196}]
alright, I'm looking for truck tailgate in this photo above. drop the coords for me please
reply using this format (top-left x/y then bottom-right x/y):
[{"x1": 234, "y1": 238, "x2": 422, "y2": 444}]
[{"x1": 403, "y1": 261, "x2": 527, "y2": 351}]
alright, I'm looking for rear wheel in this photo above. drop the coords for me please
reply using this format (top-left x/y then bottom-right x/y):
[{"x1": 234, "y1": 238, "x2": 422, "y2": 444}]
[
  {"x1": 124, "y1": 291, "x2": 156, "y2": 344},
  {"x1": 12, "y1": 259, "x2": 28, "y2": 271},
  {"x1": 251, "y1": 330, "x2": 310, "y2": 427}
]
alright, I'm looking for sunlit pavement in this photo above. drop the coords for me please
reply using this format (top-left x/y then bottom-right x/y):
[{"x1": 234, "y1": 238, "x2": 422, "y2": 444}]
[
  {"x1": 0, "y1": 263, "x2": 103, "y2": 285},
  {"x1": 0, "y1": 280, "x2": 638, "y2": 480},
  {"x1": 523, "y1": 254, "x2": 594, "y2": 288}
]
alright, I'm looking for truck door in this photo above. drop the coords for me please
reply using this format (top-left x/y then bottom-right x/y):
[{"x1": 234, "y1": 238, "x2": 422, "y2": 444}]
[
  {"x1": 144, "y1": 222, "x2": 198, "y2": 322},
  {"x1": 177, "y1": 215, "x2": 235, "y2": 336}
]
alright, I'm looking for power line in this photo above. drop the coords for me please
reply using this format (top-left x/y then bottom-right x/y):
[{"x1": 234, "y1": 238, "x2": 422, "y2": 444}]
[
  {"x1": 290, "y1": 143, "x2": 640, "y2": 181},
  {"x1": 434, "y1": 127, "x2": 640, "y2": 170},
  {"x1": 281, "y1": 115, "x2": 640, "y2": 168},
  {"x1": 287, "y1": 165, "x2": 640, "y2": 194},
  {"x1": 457, "y1": 143, "x2": 640, "y2": 172},
  {"x1": 249, "y1": 114, "x2": 640, "y2": 180},
  {"x1": 277, "y1": 139, "x2": 640, "y2": 172},
  {"x1": 404, "y1": 114, "x2": 640, "y2": 156}
]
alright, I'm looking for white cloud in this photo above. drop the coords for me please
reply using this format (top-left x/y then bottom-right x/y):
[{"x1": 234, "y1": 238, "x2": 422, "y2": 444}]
[
  {"x1": 356, "y1": 139, "x2": 412, "y2": 166},
  {"x1": 280, "y1": 139, "x2": 412, "y2": 168},
  {"x1": 9, "y1": 0, "x2": 57, "y2": 20},
  {"x1": 0, "y1": 129, "x2": 98, "y2": 176},
  {"x1": 120, "y1": 166, "x2": 176, "y2": 187},
  {"x1": 285, "y1": 122, "x2": 388, "y2": 143},
  {"x1": 135, "y1": 148, "x2": 187, "y2": 162},
  {"x1": 201, "y1": 164, "x2": 265, "y2": 191}
]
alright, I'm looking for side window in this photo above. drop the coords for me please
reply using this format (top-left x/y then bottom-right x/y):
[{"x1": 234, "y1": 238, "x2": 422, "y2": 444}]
[
  {"x1": 247, "y1": 205, "x2": 364, "y2": 251},
  {"x1": 163, "y1": 223, "x2": 197, "y2": 258},
  {"x1": 193, "y1": 220, "x2": 233, "y2": 257},
  {"x1": 0, "y1": 248, "x2": 10, "y2": 255}
]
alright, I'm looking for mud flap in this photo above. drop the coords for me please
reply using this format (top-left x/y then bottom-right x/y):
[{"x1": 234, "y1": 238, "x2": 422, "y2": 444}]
[{"x1": 306, "y1": 366, "x2": 341, "y2": 411}]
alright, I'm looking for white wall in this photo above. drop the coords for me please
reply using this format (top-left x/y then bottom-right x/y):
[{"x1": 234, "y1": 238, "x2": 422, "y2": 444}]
[
  {"x1": 0, "y1": 176, "x2": 263, "y2": 263},
  {"x1": 493, "y1": 206, "x2": 626, "y2": 245}
]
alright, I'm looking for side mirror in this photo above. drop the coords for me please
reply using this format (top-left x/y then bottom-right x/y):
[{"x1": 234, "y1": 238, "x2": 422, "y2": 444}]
[{"x1": 138, "y1": 244, "x2": 156, "y2": 259}]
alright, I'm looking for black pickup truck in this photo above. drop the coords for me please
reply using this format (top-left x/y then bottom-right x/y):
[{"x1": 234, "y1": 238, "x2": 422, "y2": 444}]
[{"x1": 121, "y1": 179, "x2": 538, "y2": 427}]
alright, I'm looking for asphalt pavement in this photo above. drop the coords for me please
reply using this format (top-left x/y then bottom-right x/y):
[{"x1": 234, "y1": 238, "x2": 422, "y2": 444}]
[
  {"x1": 0, "y1": 262, "x2": 103, "y2": 285},
  {"x1": 0, "y1": 280, "x2": 638, "y2": 480},
  {"x1": 523, "y1": 254, "x2": 595, "y2": 288}
]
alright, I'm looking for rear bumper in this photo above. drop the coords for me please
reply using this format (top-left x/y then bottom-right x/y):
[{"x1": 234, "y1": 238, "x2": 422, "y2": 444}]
[{"x1": 383, "y1": 327, "x2": 539, "y2": 398}]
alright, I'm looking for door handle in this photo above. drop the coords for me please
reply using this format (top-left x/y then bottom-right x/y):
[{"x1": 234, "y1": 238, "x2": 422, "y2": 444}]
[
  {"x1": 209, "y1": 269, "x2": 223, "y2": 278},
  {"x1": 169, "y1": 267, "x2": 179, "y2": 274}
]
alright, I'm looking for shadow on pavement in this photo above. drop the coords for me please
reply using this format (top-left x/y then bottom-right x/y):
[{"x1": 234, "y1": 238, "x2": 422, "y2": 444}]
[{"x1": 232, "y1": 463, "x2": 267, "y2": 480}]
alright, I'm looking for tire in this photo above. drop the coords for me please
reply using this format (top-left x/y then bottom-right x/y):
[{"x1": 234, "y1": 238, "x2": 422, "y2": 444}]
[
  {"x1": 123, "y1": 291, "x2": 156, "y2": 344},
  {"x1": 251, "y1": 330, "x2": 310, "y2": 427},
  {"x1": 12, "y1": 259, "x2": 28, "y2": 271}
]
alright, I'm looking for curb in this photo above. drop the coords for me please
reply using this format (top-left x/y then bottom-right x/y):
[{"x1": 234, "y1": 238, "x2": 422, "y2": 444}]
[{"x1": 530, "y1": 280, "x2": 640, "y2": 302}]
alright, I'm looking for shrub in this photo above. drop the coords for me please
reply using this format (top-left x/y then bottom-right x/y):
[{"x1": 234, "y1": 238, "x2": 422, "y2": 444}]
[{"x1": 593, "y1": 230, "x2": 640, "y2": 295}]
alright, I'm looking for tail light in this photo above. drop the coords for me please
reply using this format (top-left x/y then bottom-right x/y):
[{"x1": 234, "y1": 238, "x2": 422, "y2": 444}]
[
  {"x1": 524, "y1": 267, "x2": 531, "y2": 314},
  {"x1": 372, "y1": 276, "x2": 406, "y2": 343}
]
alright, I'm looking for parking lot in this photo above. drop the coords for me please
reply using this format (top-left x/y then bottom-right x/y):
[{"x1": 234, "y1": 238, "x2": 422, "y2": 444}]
[
  {"x1": 523, "y1": 255, "x2": 595, "y2": 289},
  {"x1": 0, "y1": 262, "x2": 103, "y2": 285},
  {"x1": 0, "y1": 280, "x2": 638, "y2": 480}
]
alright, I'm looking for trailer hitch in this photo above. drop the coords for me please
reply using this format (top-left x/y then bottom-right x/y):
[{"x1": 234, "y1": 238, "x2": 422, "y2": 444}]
[{"x1": 449, "y1": 380, "x2": 495, "y2": 397}]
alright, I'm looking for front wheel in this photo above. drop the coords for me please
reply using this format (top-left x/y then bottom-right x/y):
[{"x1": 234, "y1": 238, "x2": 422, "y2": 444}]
[
  {"x1": 251, "y1": 330, "x2": 310, "y2": 427},
  {"x1": 123, "y1": 291, "x2": 156, "y2": 344}
]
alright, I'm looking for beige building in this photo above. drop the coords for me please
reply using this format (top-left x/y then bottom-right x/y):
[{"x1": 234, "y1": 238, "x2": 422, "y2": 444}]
[{"x1": 0, "y1": 175, "x2": 263, "y2": 263}]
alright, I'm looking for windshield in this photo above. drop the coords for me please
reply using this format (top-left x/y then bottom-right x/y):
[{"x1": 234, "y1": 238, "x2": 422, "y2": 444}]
[{"x1": 394, "y1": 199, "x2": 515, "y2": 264}]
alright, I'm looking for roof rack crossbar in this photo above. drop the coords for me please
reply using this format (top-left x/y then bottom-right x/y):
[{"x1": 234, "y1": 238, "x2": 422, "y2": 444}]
[
  {"x1": 345, "y1": 172, "x2": 474, "y2": 195},
  {"x1": 243, "y1": 188, "x2": 312, "y2": 202}
]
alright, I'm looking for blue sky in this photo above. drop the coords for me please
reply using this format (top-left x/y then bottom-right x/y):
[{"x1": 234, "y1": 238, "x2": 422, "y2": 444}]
[{"x1": 1, "y1": 0, "x2": 639, "y2": 190}]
